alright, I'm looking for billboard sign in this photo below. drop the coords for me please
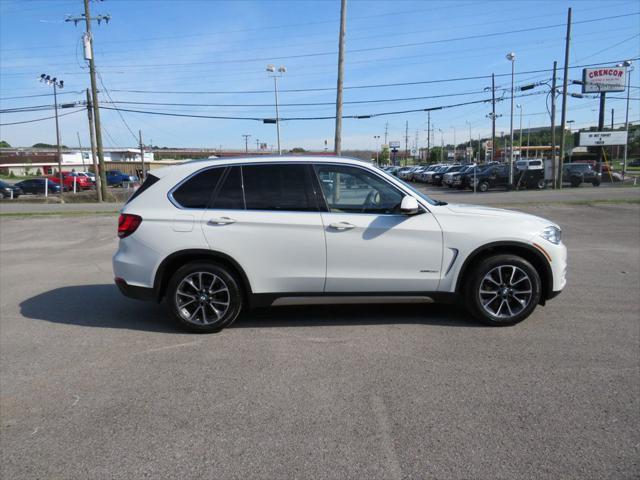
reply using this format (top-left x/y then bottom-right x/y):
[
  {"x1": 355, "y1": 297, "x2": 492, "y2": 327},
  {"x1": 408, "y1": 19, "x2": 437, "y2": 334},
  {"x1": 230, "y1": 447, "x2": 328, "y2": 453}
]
[
  {"x1": 389, "y1": 141, "x2": 401, "y2": 149},
  {"x1": 579, "y1": 131, "x2": 628, "y2": 146},
  {"x1": 582, "y1": 67, "x2": 626, "y2": 93}
]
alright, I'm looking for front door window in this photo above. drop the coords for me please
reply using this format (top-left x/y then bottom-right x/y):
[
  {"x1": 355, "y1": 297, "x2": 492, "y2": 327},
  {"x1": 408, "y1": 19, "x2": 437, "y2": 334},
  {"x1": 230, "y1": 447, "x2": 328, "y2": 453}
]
[{"x1": 314, "y1": 164, "x2": 404, "y2": 215}]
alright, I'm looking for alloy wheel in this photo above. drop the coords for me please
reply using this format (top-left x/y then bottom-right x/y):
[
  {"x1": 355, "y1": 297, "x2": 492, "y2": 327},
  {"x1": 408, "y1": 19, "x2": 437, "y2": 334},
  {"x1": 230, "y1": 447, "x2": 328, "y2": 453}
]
[
  {"x1": 478, "y1": 264, "x2": 533, "y2": 319},
  {"x1": 175, "y1": 271, "x2": 230, "y2": 325}
]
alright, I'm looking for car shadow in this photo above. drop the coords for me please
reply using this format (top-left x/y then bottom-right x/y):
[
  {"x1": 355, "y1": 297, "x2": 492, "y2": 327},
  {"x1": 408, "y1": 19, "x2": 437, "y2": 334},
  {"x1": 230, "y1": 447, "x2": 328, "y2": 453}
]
[{"x1": 20, "y1": 284, "x2": 486, "y2": 333}]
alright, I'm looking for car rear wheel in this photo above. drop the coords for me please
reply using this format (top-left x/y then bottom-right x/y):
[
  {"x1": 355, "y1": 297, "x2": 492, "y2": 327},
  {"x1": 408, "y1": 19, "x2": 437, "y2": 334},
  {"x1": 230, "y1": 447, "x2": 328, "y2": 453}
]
[
  {"x1": 465, "y1": 254, "x2": 541, "y2": 326},
  {"x1": 536, "y1": 178, "x2": 546, "y2": 189},
  {"x1": 166, "y1": 262, "x2": 243, "y2": 333},
  {"x1": 478, "y1": 181, "x2": 489, "y2": 192}
]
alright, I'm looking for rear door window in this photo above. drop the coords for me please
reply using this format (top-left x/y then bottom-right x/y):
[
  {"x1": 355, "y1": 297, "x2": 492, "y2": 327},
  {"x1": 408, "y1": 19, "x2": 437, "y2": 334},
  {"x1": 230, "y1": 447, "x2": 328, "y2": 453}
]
[
  {"x1": 242, "y1": 164, "x2": 317, "y2": 212},
  {"x1": 211, "y1": 166, "x2": 244, "y2": 210}
]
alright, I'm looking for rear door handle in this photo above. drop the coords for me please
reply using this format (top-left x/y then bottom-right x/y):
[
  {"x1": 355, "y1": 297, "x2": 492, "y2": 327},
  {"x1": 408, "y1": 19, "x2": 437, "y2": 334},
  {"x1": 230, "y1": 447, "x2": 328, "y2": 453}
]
[
  {"x1": 328, "y1": 222, "x2": 355, "y2": 231},
  {"x1": 207, "y1": 217, "x2": 236, "y2": 225}
]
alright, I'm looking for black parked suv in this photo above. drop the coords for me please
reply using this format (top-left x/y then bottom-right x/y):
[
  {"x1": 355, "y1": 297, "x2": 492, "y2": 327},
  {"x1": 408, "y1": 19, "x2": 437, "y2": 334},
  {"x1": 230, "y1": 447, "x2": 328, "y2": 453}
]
[
  {"x1": 562, "y1": 163, "x2": 601, "y2": 187},
  {"x1": 471, "y1": 164, "x2": 511, "y2": 192}
]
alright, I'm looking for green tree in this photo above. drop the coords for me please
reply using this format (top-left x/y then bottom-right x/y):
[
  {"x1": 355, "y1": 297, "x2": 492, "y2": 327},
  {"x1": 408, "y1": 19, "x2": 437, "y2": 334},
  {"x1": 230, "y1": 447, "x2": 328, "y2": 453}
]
[
  {"x1": 0, "y1": 140, "x2": 10, "y2": 148},
  {"x1": 379, "y1": 145, "x2": 390, "y2": 164},
  {"x1": 32, "y1": 142, "x2": 67, "y2": 149}
]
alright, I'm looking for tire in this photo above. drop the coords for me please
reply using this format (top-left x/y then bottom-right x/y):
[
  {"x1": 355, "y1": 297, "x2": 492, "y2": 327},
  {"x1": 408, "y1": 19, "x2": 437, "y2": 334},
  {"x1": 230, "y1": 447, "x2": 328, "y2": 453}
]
[
  {"x1": 464, "y1": 254, "x2": 542, "y2": 326},
  {"x1": 536, "y1": 178, "x2": 546, "y2": 190},
  {"x1": 570, "y1": 177, "x2": 581, "y2": 188},
  {"x1": 478, "y1": 181, "x2": 489, "y2": 192},
  {"x1": 592, "y1": 180, "x2": 600, "y2": 187},
  {"x1": 166, "y1": 261, "x2": 243, "y2": 333}
]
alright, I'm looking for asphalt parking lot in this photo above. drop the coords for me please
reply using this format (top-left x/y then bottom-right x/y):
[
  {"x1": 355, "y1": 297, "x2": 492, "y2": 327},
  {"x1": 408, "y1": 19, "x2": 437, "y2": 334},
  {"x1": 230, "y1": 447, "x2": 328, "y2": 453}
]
[{"x1": 1, "y1": 201, "x2": 639, "y2": 479}]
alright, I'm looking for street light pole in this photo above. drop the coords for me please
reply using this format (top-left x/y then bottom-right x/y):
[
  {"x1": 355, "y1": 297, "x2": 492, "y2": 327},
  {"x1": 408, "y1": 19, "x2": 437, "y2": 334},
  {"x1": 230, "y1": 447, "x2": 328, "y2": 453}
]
[
  {"x1": 373, "y1": 135, "x2": 380, "y2": 164},
  {"x1": 266, "y1": 65, "x2": 286, "y2": 155},
  {"x1": 506, "y1": 52, "x2": 516, "y2": 187},
  {"x1": 40, "y1": 74, "x2": 65, "y2": 202}
]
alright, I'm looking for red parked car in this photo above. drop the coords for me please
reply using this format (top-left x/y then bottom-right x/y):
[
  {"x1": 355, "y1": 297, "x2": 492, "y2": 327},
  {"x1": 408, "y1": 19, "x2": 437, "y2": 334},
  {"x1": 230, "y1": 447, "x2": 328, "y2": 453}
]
[{"x1": 47, "y1": 172, "x2": 93, "y2": 191}]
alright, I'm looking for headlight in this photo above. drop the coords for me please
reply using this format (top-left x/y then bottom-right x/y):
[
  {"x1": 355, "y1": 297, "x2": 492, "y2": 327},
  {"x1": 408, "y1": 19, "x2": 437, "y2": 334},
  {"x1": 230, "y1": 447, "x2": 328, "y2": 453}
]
[{"x1": 540, "y1": 226, "x2": 562, "y2": 245}]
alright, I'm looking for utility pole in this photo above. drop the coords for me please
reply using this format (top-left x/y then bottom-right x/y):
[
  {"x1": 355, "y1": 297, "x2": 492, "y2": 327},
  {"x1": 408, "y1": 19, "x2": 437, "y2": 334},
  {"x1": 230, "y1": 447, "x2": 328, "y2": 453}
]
[
  {"x1": 404, "y1": 120, "x2": 409, "y2": 165},
  {"x1": 551, "y1": 61, "x2": 558, "y2": 187},
  {"x1": 255, "y1": 138, "x2": 260, "y2": 151},
  {"x1": 596, "y1": 92, "x2": 606, "y2": 175},
  {"x1": 334, "y1": 0, "x2": 347, "y2": 155},
  {"x1": 507, "y1": 52, "x2": 516, "y2": 187},
  {"x1": 621, "y1": 60, "x2": 633, "y2": 179},
  {"x1": 527, "y1": 120, "x2": 531, "y2": 159},
  {"x1": 138, "y1": 130, "x2": 146, "y2": 180},
  {"x1": 66, "y1": 1, "x2": 111, "y2": 201},
  {"x1": 242, "y1": 134, "x2": 251, "y2": 153},
  {"x1": 384, "y1": 122, "x2": 389, "y2": 145},
  {"x1": 491, "y1": 73, "x2": 496, "y2": 161},
  {"x1": 85, "y1": 88, "x2": 101, "y2": 202},
  {"x1": 426, "y1": 111, "x2": 431, "y2": 162},
  {"x1": 558, "y1": 7, "x2": 572, "y2": 189},
  {"x1": 518, "y1": 105, "x2": 523, "y2": 160},
  {"x1": 466, "y1": 120, "x2": 472, "y2": 161}
]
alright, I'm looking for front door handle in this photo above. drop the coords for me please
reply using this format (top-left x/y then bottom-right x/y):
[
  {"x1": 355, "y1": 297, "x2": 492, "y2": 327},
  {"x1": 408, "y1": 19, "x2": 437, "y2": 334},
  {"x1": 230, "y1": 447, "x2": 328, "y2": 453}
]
[
  {"x1": 328, "y1": 221, "x2": 355, "y2": 231},
  {"x1": 208, "y1": 217, "x2": 236, "y2": 225}
]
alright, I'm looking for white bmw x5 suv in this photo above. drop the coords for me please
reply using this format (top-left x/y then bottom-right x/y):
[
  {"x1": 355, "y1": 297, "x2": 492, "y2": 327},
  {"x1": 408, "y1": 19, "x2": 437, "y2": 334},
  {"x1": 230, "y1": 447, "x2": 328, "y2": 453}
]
[{"x1": 113, "y1": 156, "x2": 566, "y2": 332}]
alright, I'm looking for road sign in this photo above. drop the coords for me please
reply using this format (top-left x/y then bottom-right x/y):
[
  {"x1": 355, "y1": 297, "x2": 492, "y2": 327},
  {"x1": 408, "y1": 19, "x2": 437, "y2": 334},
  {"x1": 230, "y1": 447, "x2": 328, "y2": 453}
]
[
  {"x1": 579, "y1": 131, "x2": 628, "y2": 146},
  {"x1": 582, "y1": 66, "x2": 627, "y2": 93}
]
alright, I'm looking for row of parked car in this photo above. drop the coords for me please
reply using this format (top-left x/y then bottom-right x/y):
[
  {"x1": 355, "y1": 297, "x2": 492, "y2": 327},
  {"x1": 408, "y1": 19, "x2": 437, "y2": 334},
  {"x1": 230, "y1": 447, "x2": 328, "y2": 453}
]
[
  {"x1": 0, "y1": 170, "x2": 139, "y2": 198},
  {"x1": 384, "y1": 163, "x2": 508, "y2": 191},
  {"x1": 382, "y1": 160, "x2": 602, "y2": 191}
]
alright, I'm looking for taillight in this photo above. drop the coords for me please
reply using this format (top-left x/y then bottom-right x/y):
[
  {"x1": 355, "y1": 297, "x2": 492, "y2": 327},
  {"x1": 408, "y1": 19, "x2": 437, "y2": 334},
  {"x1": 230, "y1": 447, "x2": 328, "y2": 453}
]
[{"x1": 118, "y1": 214, "x2": 142, "y2": 238}]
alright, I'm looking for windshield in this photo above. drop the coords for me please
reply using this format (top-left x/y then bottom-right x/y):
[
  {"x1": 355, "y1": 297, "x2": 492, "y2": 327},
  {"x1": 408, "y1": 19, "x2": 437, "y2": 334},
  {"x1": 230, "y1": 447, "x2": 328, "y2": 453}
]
[
  {"x1": 570, "y1": 164, "x2": 592, "y2": 172},
  {"x1": 392, "y1": 177, "x2": 444, "y2": 206}
]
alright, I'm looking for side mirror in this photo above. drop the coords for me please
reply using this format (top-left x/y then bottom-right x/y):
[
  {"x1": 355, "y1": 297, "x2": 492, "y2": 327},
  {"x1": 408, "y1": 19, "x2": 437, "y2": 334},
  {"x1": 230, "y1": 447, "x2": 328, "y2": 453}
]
[{"x1": 400, "y1": 195, "x2": 420, "y2": 215}]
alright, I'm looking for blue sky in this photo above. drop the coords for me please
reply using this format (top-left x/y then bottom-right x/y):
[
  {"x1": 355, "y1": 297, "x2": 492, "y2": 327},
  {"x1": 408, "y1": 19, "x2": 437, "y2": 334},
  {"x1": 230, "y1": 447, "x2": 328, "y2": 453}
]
[{"x1": 1, "y1": 0, "x2": 639, "y2": 151}]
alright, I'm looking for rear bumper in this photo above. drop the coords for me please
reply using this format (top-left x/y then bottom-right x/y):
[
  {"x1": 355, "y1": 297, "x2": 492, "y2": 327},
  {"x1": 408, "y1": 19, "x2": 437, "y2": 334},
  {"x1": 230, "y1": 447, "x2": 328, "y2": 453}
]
[
  {"x1": 547, "y1": 289, "x2": 563, "y2": 300},
  {"x1": 115, "y1": 277, "x2": 155, "y2": 301}
]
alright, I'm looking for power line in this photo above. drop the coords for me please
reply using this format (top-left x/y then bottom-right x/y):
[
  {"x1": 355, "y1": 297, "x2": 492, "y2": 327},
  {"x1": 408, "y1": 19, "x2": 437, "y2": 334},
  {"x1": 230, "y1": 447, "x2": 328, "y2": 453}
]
[
  {"x1": 97, "y1": 71, "x2": 139, "y2": 143},
  {"x1": 0, "y1": 91, "x2": 84, "y2": 100},
  {"x1": 0, "y1": 108, "x2": 83, "y2": 126},
  {"x1": 4, "y1": 12, "x2": 637, "y2": 72},
  {"x1": 108, "y1": 58, "x2": 639, "y2": 96},
  {"x1": 98, "y1": 91, "x2": 546, "y2": 123},
  {"x1": 98, "y1": 89, "x2": 492, "y2": 108}
]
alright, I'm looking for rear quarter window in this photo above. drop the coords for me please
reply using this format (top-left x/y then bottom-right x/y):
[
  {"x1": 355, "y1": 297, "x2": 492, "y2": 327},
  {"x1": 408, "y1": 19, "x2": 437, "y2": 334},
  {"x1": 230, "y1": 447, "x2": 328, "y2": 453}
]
[
  {"x1": 172, "y1": 168, "x2": 223, "y2": 209},
  {"x1": 127, "y1": 174, "x2": 160, "y2": 204}
]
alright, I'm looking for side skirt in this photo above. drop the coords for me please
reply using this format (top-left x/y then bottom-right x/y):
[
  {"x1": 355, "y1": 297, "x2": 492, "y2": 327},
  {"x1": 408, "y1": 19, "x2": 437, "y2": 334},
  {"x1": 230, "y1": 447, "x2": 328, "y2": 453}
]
[{"x1": 249, "y1": 292, "x2": 459, "y2": 309}]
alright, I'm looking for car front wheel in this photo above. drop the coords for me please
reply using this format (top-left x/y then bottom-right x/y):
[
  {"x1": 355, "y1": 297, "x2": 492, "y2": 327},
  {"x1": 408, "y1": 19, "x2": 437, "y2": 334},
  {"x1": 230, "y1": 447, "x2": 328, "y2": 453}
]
[
  {"x1": 465, "y1": 254, "x2": 542, "y2": 326},
  {"x1": 166, "y1": 262, "x2": 243, "y2": 333}
]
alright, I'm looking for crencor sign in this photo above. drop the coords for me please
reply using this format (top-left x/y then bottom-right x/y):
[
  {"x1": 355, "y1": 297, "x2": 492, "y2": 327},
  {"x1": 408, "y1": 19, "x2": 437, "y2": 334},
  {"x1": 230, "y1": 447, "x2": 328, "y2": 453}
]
[
  {"x1": 579, "y1": 131, "x2": 628, "y2": 146},
  {"x1": 582, "y1": 66, "x2": 627, "y2": 93}
]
